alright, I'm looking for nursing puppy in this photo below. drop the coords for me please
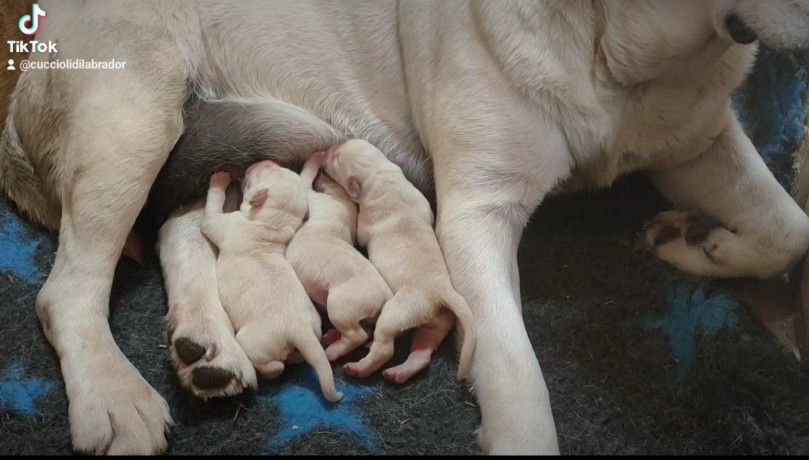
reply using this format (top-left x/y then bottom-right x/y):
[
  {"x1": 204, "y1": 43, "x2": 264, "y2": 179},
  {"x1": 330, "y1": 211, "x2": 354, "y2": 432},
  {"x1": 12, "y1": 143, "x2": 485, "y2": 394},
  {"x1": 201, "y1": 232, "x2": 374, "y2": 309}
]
[
  {"x1": 318, "y1": 140, "x2": 476, "y2": 383},
  {"x1": 5, "y1": 0, "x2": 809, "y2": 455},
  {"x1": 286, "y1": 156, "x2": 393, "y2": 363},
  {"x1": 201, "y1": 163, "x2": 342, "y2": 402}
]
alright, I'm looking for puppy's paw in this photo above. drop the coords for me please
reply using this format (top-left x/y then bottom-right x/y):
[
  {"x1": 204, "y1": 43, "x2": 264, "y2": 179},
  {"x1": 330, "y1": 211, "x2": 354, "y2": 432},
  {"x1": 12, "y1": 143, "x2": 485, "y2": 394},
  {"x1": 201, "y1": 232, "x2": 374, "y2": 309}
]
[
  {"x1": 66, "y1": 350, "x2": 172, "y2": 455},
  {"x1": 322, "y1": 328, "x2": 342, "y2": 346},
  {"x1": 209, "y1": 171, "x2": 232, "y2": 189},
  {"x1": 168, "y1": 307, "x2": 257, "y2": 399}
]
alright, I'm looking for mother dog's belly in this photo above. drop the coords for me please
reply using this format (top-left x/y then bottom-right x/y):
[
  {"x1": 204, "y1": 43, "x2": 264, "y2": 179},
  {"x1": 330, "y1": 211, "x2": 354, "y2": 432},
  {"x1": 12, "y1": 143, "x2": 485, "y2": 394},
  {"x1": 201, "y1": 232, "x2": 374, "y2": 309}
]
[{"x1": 191, "y1": 0, "x2": 432, "y2": 184}]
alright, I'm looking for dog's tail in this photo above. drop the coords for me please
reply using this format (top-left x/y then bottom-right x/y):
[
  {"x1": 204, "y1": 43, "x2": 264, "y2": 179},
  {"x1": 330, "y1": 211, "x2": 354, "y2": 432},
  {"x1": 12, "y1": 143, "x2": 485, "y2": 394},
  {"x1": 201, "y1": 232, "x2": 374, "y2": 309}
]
[
  {"x1": 440, "y1": 291, "x2": 477, "y2": 381},
  {"x1": 293, "y1": 332, "x2": 344, "y2": 403}
]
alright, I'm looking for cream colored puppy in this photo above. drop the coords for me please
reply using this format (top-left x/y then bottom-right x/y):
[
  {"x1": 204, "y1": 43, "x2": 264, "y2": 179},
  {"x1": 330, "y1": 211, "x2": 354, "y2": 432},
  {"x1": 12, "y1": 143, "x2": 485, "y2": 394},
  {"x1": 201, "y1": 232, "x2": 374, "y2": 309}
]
[
  {"x1": 201, "y1": 162, "x2": 342, "y2": 402},
  {"x1": 158, "y1": 198, "x2": 257, "y2": 400},
  {"x1": 287, "y1": 156, "x2": 393, "y2": 363},
  {"x1": 318, "y1": 140, "x2": 476, "y2": 383},
  {"x1": 11, "y1": 0, "x2": 809, "y2": 454}
]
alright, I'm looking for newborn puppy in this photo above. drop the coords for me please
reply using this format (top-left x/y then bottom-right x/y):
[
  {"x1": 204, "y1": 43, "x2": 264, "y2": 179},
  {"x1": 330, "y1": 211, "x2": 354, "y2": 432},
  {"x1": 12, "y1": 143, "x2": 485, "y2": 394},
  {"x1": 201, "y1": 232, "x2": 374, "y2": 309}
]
[
  {"x1": 287, "y1": 156, "x2": 393, "y2": 363},
  {"x1": 201, "y1": 162, "x2": 342, "y2": 402},
  {"x1": 318, "y1": 140, "x2": 476, "y2": 383}
]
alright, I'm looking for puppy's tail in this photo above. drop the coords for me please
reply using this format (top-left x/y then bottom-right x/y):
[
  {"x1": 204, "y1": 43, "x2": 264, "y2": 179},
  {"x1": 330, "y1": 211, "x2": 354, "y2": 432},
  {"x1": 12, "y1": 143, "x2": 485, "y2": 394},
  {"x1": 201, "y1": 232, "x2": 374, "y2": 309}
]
[
  {"x1": 293, "y1": 332, "x2": 343, "y2": 402},
  {"x1": 441, "y1": 291, "x2": 477, "y2": 381}
]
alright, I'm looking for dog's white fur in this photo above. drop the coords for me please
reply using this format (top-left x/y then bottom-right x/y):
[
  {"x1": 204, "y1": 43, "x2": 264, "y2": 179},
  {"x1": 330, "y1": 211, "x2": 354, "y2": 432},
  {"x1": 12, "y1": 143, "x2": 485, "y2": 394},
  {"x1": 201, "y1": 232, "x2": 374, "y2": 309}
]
[
  {"x1": 157, "y1": 199, "x2": 257, "y2": 399},
  {"x1": 286, "y1": 156, "x2": 393, "y2": 362},
  {"x1": 3, "y1": 0, "x2": 809, "y2": 454},
  {"x1": 201, "y1": 165, "x2": 342, "y2": 402}
]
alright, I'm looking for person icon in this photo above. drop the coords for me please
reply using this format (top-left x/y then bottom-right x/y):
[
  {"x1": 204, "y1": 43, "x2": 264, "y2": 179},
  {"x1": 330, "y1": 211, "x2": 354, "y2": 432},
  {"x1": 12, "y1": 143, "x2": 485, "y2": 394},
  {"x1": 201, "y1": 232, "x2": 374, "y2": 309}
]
[{"x1": 7, "y1": 59, "x2": 14, "y2": 71}]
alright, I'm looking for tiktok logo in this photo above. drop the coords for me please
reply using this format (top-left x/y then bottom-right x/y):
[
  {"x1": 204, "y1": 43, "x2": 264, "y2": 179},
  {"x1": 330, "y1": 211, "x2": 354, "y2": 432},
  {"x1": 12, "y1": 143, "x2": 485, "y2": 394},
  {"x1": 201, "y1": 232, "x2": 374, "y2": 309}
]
[{"x1": 19, "y1": 3, "x2": 47, "y2": 36}]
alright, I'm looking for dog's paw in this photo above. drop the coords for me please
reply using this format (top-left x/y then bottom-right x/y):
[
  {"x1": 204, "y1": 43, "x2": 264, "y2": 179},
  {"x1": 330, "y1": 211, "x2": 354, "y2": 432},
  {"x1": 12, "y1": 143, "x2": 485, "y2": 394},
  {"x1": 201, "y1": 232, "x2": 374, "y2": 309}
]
[
  {"x1": 476, "y1": 414, "x2": 560, "y2": 455},
  {"x1": 168, "y1": 309, "x2": 257, "y2": 399},
  {"x1": 66, "y1": 351, "x2": 172, "y2": 455},
  {"x1": 635, "y1": 210, "x2": 718, "y2": 256},
  {"x1": 635, "y1": 210, "x2": 690, "y2": 256}
]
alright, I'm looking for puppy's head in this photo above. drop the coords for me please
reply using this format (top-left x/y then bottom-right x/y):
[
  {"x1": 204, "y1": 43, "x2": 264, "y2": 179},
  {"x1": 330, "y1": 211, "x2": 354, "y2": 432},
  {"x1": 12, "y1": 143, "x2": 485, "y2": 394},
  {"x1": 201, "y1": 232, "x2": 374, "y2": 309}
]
[
  {"x1": 241, "y1": 160, "x2": 308, "y2": 225},
  {"x1": 713, "y1": 0, "x2": 809, "y2": 49},
  {"x1": 321, "y1": 139, "x2": 400, "y2": 202}
]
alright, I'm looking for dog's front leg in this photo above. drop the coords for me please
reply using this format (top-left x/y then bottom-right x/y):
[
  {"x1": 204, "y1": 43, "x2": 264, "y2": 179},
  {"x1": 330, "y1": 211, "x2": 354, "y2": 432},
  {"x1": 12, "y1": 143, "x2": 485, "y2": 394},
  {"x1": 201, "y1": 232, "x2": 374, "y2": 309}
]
[
  {"x1": 22, "y1": 8, "x2": 189, "y2": 448},
  {"x1": 639, "y1": 115, "x2": 809, "y2": 278},
  {"x1": 431, "y1": 132, "x2": 572, "y2": 454},
  {"x1": 35, "y1": 121, "x2": 184, "y2": 454}
]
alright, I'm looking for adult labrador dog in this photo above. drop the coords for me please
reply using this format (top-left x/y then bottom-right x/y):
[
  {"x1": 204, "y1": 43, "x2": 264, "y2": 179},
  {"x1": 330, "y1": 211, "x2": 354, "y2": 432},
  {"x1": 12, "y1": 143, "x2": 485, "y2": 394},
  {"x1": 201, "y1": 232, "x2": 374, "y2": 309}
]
[{"x1": 2, "y1": 0, "x2": 809, "y2": 455}]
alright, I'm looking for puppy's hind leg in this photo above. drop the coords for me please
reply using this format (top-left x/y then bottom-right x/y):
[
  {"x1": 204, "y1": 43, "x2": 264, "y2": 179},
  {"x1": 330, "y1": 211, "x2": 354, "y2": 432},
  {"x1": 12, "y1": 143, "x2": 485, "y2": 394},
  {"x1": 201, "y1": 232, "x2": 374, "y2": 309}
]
[
  {"x1": 345, "y1": 291, "x2": 432, "y2": 378},
  {"x1": 382, "y1": 310, "x2": 454, "y2": 384},
  {"x1": 157, "y1": 202, "x2": 257, "y2": 399},
  {"x1": 323, "y1": 278, "x2": 386, "y2": 361}
]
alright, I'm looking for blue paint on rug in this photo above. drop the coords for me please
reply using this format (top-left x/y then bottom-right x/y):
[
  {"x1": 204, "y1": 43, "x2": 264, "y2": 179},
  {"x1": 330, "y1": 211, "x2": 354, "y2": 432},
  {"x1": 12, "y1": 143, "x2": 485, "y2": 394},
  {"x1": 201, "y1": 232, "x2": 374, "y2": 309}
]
[
  {"x1": 646, "y1": 285, "x2": 739, "y2": 381},
  {"x1": 0, "y1": 360, "x2": 55, "y2": 417},
  {"x1": 732, "y1": 47, "x2": 808, "y2": 186},
  {"x1": 0, "y1": 211, "x2": 42, "y2": 284},
  {"x1": 265, "y1": 368, "x2": 377, "y2": 453}
]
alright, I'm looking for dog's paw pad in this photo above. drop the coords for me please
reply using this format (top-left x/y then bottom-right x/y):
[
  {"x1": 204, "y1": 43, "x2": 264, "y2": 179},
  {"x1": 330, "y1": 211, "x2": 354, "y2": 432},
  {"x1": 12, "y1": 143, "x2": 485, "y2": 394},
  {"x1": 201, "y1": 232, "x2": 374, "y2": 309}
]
[
  {"x1": 636, "y1": 210, "x2": 693, "y2": 256},
  {"x1": 684, "y1": 215, "x2": 719, "y2": 245},
  {"x1": 191, "y1": 366, "x2": 235, "y2": 391},
  {"x1": 653, "y1": 225, "x2": 682, "y2": 247},
  {"x1": 173, "y1": 337, "x2": 206, "y2": 365}
]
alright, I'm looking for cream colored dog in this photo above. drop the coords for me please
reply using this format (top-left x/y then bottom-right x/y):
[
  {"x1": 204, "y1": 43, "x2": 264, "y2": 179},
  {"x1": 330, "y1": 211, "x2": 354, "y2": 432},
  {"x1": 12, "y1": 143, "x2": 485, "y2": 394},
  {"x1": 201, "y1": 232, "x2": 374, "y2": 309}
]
[
  {"x1": 201, "y1": 163, "x2": 342, "y2": 403},
  {"x1": 317, "y1": 140, "x2": 476, "y2": 384},
  {"x1": 286, "y1": 156, "x2": 393, "y2": 362},
  {"x1": 4, "y1": 0, "x2": 809, "y2": 455},
  {"x1": 157, "y1": 199, "x2": 258, "y2": 400}
]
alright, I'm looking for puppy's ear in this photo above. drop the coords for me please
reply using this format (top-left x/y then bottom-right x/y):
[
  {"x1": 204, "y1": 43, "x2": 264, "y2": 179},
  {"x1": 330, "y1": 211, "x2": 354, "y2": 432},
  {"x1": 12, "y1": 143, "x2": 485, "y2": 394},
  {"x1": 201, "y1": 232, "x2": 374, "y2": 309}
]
[
  {"x1": 249, "y1": 188, "x2": 269, "y2": 207},
  {"x1": 347, "y1": 175, "x2": 363, "y2": 200}
]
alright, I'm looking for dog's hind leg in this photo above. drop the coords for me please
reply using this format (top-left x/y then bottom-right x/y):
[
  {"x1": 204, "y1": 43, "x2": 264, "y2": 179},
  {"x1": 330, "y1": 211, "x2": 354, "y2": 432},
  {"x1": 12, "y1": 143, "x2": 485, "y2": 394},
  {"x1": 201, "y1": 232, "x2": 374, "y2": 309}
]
[
  {"x1": 639, "y1": 115, "x2": 809, "y2": 279},
  {"x1": 157, "y1": 202, "x2": 257, "y2": 400}
]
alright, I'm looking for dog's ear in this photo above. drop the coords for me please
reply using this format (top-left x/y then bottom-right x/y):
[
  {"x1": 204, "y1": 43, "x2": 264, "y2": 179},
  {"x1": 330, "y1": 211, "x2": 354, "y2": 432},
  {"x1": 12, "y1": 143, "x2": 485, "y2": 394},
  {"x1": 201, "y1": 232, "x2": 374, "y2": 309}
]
[
  {"x1": 249, "y1": 188, "x2": 269, "y2": 207},
  {"x1": 347, "y1": 175, "x2": 363, "y2": 200}
]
